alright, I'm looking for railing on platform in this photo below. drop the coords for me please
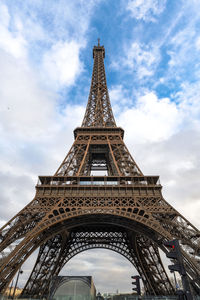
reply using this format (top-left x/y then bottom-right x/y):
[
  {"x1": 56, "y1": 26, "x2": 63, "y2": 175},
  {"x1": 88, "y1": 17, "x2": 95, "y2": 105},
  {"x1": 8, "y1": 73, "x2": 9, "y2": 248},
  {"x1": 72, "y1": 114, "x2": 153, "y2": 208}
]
[
  {"x1": 36, "y1": 176, "x2": 160, "y2": 187},
  {"x1": 2, "y1": 296, "x2": 200, "y2": 300},
  {"x1": 1, "y1": 295, "x2": 200, "y2": 300}
]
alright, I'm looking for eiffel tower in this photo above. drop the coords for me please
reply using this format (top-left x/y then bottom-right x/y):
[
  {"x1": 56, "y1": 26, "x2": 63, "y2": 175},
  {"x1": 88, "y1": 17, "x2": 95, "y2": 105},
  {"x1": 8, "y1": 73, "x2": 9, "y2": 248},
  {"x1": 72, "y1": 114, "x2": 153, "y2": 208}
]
[{"x1": 0, "y1": 41, "x2": 200, "y2": 298}]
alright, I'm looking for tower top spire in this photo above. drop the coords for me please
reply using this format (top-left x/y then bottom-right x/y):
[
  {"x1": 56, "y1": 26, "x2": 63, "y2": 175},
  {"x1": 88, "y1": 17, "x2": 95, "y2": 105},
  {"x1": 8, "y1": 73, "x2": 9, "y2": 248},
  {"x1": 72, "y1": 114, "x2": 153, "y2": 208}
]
[{"x1": 81, "y1": 43, "x2": 116, "y2": 127}]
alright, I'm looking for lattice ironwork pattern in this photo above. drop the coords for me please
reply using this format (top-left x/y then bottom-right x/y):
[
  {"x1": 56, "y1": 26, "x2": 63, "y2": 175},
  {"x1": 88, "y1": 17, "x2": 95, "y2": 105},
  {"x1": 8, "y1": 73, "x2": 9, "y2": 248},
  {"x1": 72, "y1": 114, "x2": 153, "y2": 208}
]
[
  {"x1": 21, "y1": 226, "x2": 173, "y2": 298},
  {"x1": 0, "y1": 42, "x2": 200, "y2": 297},
  {"x1": 81, "y1": 42, "x2": 116, "y2": 127}
]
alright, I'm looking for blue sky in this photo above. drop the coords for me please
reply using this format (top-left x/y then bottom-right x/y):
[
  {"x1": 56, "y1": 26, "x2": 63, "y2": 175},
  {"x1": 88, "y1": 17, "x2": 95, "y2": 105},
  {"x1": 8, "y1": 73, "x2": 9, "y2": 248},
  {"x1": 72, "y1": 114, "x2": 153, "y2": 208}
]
[{"x1": 0, "y1": 0, "x2": 200, "y2": 293}]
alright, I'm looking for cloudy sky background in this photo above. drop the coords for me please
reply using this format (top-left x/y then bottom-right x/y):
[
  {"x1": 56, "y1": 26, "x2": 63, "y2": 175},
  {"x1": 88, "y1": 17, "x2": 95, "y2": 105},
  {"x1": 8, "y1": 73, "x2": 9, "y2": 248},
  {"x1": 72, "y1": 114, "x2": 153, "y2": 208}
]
[{"x1": 1, "y1": 0, "x2": 200, "y2": 293}]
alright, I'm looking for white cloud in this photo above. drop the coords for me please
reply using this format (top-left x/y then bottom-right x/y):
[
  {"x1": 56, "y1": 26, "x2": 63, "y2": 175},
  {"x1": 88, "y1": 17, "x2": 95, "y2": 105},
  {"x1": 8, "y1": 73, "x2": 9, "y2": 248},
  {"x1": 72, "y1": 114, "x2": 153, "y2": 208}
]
[
  {"x1": 109, "y1": 85, "x2": 132, "y2": 115},
  {"x1": 42, "y1": 40, "x2": 84, "y2": 88},
  {"x1": 0, "y1": 3, "x2": 27, "y2": 59},
  {"x1": 162, "y1": 4, "x2": 200, "y2": 84},
  {"x1": 116, "y1": 87, "x2": 200, "y2": 230},
  {"x1": 167, "y1": 27, "x2": 195, "y2": 70},
  {"x1": 117, "y1": 92, "x2": 180, "y2": 143},
  {"x1": 0, "y1": 44, "x2": 85, "y2": 228},
  {"x1": 14, "y1": 15, "x2": 47, "y2": 43},
  {"x1": 126, "y1": 0, "x2": 166, "y2": 22},
  {"x1": 173, "y1": 81, "x2": 200, "y2": 130},
  {"x1": 0, "y1": 50, "x2": 57, "y2": 139},
  {"x1": 110, "y1": 85, "x2": 127, "y2": 104},
  {"x1": 0, "y1": 1, "x2": 93, "y2": 91},
  {"x1": 0, "y1": 3, "x2": 10, "y2": 27},
  {"x1": 129, "y1": 129, "x2": 200, "y2": 229},
  {"x1": 122, "y1": 42, "x2": 160, "y2": 79}
]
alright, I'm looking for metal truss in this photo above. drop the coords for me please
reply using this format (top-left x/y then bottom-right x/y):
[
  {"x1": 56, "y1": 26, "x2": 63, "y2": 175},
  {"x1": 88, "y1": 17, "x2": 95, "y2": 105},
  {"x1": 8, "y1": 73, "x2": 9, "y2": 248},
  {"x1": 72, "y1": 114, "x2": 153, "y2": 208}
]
[
  {"x1": 21, "y1": 225, "x2": 173, "y2": 298},
  {"x1": 54, "y1": 131, "x2": 143, "y2": 176},
  {"x1": 81, "y1": 43, "x2": 116, "y2": 127},
  {"x1": 0, "y1": 42, "x2": 200, "y2": 297}
]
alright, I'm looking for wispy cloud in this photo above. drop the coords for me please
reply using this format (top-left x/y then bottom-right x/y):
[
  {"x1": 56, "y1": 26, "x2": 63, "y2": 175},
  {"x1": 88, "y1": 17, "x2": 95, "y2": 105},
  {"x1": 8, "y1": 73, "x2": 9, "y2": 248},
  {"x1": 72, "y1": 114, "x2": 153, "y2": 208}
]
[
  {"x1": 122, "y1": 42, "x2": 160, "y2": 79},
  {"x1": 0, "y1": 4, "x2": 27, "y2": 59},
  {"x1": 126, "y1": 0, "x2": 167, "y2": 22}
]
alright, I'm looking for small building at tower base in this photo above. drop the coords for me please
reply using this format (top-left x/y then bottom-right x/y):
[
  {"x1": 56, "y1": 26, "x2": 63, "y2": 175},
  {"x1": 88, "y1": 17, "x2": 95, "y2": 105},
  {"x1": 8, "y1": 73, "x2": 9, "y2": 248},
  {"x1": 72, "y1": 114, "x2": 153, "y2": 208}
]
[{"x1": 50, "y1": 276, "x2": 96, "y2": 300}]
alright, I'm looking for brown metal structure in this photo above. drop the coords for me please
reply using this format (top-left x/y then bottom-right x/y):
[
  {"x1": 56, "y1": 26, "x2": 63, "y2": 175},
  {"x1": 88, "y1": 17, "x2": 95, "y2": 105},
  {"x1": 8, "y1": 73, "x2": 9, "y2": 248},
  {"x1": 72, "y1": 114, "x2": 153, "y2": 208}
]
[{"x1": 0, "y1": 42, "x2": 200, "y2": 297}]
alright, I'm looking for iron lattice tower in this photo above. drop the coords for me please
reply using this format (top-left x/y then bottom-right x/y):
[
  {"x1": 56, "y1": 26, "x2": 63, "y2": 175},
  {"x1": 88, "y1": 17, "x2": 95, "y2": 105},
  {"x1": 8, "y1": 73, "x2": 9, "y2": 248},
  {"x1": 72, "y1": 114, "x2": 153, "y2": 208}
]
[{"x1": 0, "y1": 42, "x2": 200, "y2": 297}]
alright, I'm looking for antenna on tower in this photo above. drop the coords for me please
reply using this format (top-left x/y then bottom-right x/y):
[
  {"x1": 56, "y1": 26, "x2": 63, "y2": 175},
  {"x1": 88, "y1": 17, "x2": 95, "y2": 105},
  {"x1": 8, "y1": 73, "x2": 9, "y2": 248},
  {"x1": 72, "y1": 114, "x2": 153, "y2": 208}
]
[{"x1": 98, "y1": 38, "x2": 100, "y2": 46}]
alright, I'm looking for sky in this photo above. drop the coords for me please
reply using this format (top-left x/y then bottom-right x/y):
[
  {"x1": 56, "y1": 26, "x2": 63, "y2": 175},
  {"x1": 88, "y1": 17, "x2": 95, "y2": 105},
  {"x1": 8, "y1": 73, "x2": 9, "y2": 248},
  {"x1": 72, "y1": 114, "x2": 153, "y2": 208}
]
[{"x1": 0, "y1": 0, "x2": 200, "y2": 294}]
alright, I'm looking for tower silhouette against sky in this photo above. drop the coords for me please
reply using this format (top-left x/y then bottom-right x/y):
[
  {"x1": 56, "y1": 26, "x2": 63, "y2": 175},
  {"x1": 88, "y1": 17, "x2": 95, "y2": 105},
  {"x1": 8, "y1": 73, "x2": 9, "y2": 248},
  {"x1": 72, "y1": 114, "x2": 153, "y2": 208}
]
[{"x1": 0, "y1": 42, "x2": 200, "y2": 297}]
